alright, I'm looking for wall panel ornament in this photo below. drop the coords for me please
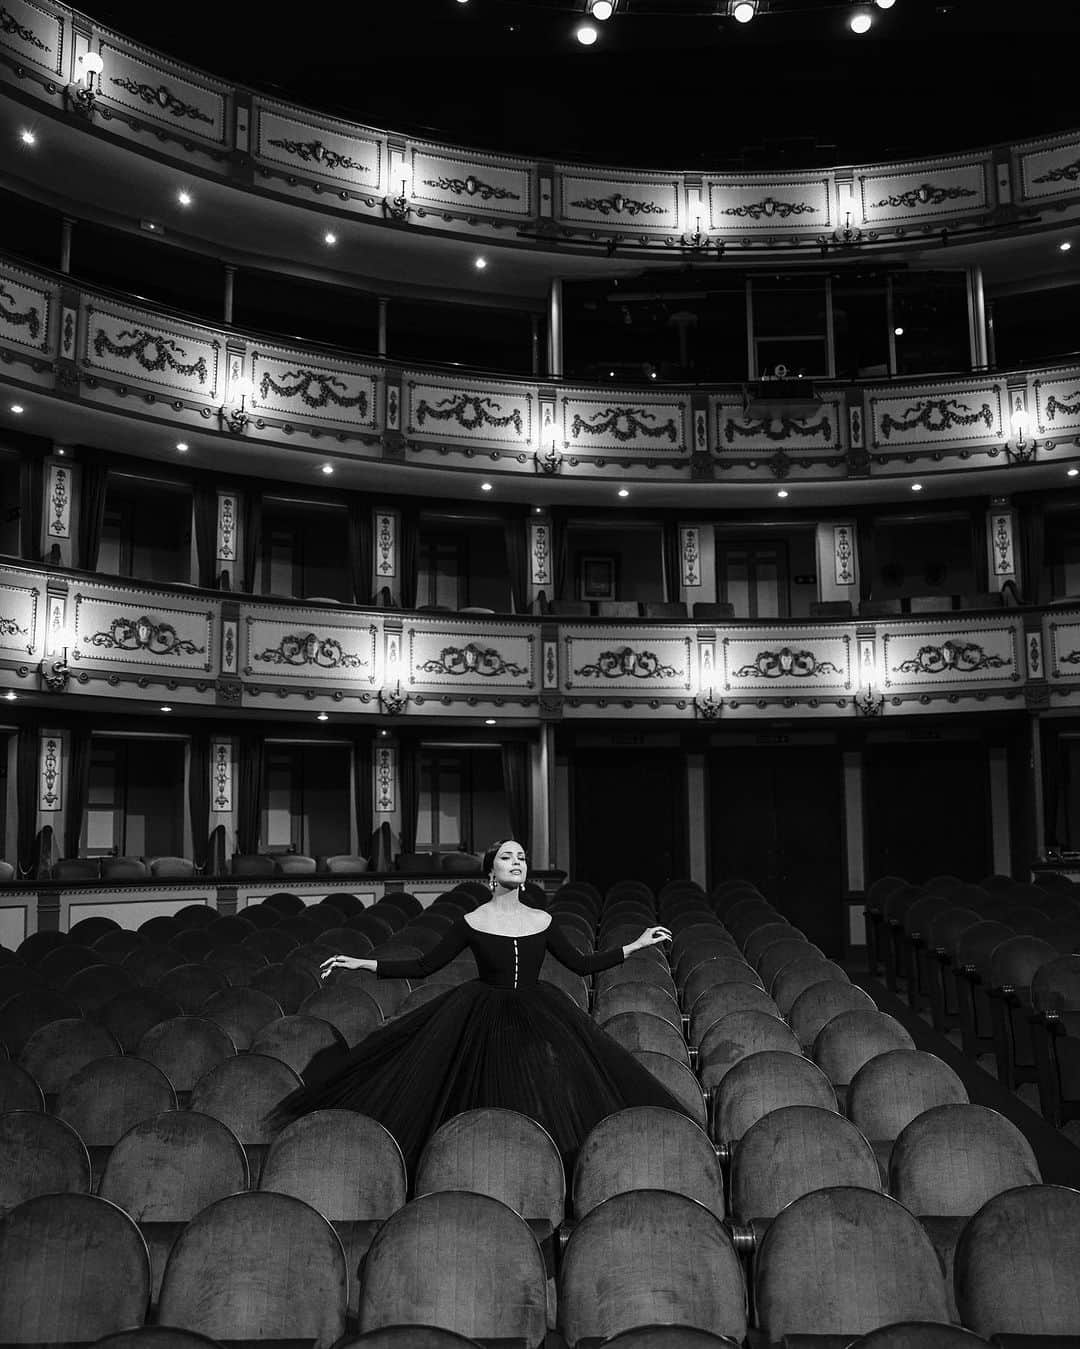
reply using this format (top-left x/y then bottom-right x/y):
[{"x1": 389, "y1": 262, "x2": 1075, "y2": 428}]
[
  {"x1": 407, "y1": 625, "x2": 536, "y2": 689},
  {"x1": 39, "y1": 731, "x2": 62, "y2": 812},
  {"x1": 409, "y1": 146, "x2": 531, "y2": 217},
  {"x1": 406, "y1": 375, "x2": 532, "y2": 447},
  {"x1": 0, "y1": 262, "x2": 53, "y2": 354},
  {"x1": 98, "y1": 37, "x2": 228, "y2": 142},
  {"x1": 84, "y1": 301, "x2": 221, "y2": 399},
  {"x1": 1046, "y1": 615, "x2": 1080, "y2": 680},
  {"x1": 706, "y1": 177, "x2": 831, "y2": 232},
  {"x1": 60, "y1": 305, "x2": 76, "y2": 361},
  {"x1": 71, "y1": 592, "x2": 213, "y2": 671},
  {"x1": 882, "y1": 623, "x2": 1020, "y2": 687},
  {"x1": 216, "y1": 494, "x2": 237, "y2": 563},
  {"x1": 250, "y1": 346, "x2": 378, "y2": 428},
  {"x1": 220, "y1": 619, "x2": 238, "y2": 676},
  {"x1": 1027, "y1": 632, "x2": 1044, "y2": 681},
  {"x1": 45, "y1": 463, "x2": 70, "y2": 539},
  {"x1": 991, "y1": 512, "x2": 1016, "y2": 578},
  {"x1": 0, "y1": 575, "x2": 38, "y2": 655},
  {"x1": 243, "y1": 617, "x2": 378, "y2": 682},
  {"x1": 721, "y1": 633, "x2": 852, "y2": 692},
  {"x1": 562, "y1": 392, "x2": 689, "y2": 455},
  {"x1": 1018, "y1": 134, "x2": 1080, "y2": 202},
  {"x1": 376, "y1": 513, "x2": 396, "y2": 578},
  {"x1": 375, "y1": 744, "x2": 396, "y2": 813},
  {"x1": 563, "y1": 631, "x2": 692, "y2": 692},
  {"x1": 211, "y1": 739, "x2": 232, "y2": 812},
  {"x1": 1032, "y1": 370, "x2": 1080, "y2": 437},
  {"x1": 833, "y1": 526, "x2": 855, "y2": 587},
  {"x1": 529, "y1": 522, "x2": 551, "y2": 588},
  {"x1": 254, "y1": 101, "x2": 382, "y2": 188},
  {"x1": 542, "y1": 640, "x2": 558, "y2": 691},
  {"x1": 858, "y1": 157, "x2": 988, "y2": 225},
  {"x1": 557, "y1": 171, "x2": 680, "y2": 232},
  {"x1": 0, "y1": 0, "x2": 61, "y2": 73},
  {"x1": 714, "y1": 396, "x2": 839, "y2": 452},
  {"x1": 45, "y1": 591, "x2": 64, "y2": 656},
  {"x1": 868, "y1": 381, "x2": 1005, "y2": 449},
  {"x1": 681, "y1": 528, "x2": 701, "y2": 588}
]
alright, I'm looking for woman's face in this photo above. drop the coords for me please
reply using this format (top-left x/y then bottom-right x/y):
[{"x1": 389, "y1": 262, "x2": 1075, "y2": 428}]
[{"x1": 490, "y1": 841, "x2": 528, "y2": 890}]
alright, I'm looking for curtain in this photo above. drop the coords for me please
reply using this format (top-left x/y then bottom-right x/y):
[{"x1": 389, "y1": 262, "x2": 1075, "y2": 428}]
[
  {"x1": 19, "y1": 456, "x2": 43, "y2": 562},
  {"x1": 242, "y1": 492, "x2": 262, "y2": 594},
  {"x1": 63, "y1": 725, "x2": 92, "y2": 860},
  {"x1": 188, "y1": 729, "x2": 211, "y2": 871},
  {"x1": 398, "y1": 736, "x2": 420, "y2": 855},
  {"x1": 347, "y1": 497, "x2": 374, "y2": 605},
  {"x1": 193, "y1": 480, "x2": 219, "y2": 589},
  {"x1": 662, "y1": 520, "x2": 682, "y2": 604},
  {"x1": 399, "y1": 508, "x2": 420, "y2": 609},
  {"x1": 352, "y1": 733, "x2": 373, "y2": 859},
  {"x1": 549, "y1": 506, "x2": 569, "y2": 601},
  {"x1": 855, "y1": 513, "x2": 875, "y2": 603},
  {"x1": 1019, "y1": 502, "x2": 1045, "y2": 606},
  {"x1": 236, "y1": 732, "x2": 265, "y2": 856},
  {"x1": 503, "y1": 511, "x2": 529, "y2": 615},
  {"x1": 500, "y1": 740, "x2": 531, "y2": 855},
  {"x1": 16, "y1": 725, "x2": 39, "y2": 878},
  {"x1": 78, "y1": 456, "x2": 109, "y2": 572}
]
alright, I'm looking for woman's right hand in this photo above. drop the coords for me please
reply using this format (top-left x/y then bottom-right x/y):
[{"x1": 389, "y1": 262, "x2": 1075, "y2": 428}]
[{"x1": 320, "y1": 954, "x2": 371, "y2": 980}]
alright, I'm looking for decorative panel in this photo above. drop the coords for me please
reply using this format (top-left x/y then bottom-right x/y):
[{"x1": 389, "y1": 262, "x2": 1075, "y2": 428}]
[
  {"x1": 254, "y1": 100, "x2": 382, "y2": 189},
  {"x1": 83, "y1": 300, "x2": 221, "y2": 400},
  {"x1": 220, "y1": 619, "x2": 238, "y2": 676},
  {"x1": 720, "y1": 632, "x2": 852, "y2": 693},
  {"x1": 250, "y1": 345, "x2": 379, "y2": 429},
  {"x1": 556, "y1": 171, "x2": 680, "y2": 233},
  {"x1": 1047, "y1": 614, "x2": 1080, "y2": 680},
  {"x1": 681, "y1": 528, "x2": 701, "y2": 587},
  {"x1": 530, "y1": 523, "x2": 551, "y2": 588},
  {"x1": 990, "y1": 513, "x2": 1016, "y2": 578},
  {"x1": 560, "y1": 391, "x2": 690, "y2": 456},
  {"x1": 211, "y1": 739, "x2": 232, "y2": 812},
  {"x1": 242, "y1": 615, "x2": 378, "y2": 684},
  {"x1": 45, "y1": 462, "x2": 71, "y2": 539},
  {"x1": 706, "y1": 176, "x2": 832, "y2": 233},
  {"x1": 563, "y1": 630, "x2": 693, "y2": 693},
  {"x1": 0, "y1": 575, "x2": 39, "y2": 655},
  {"x1": 98, "y1": 37, "x2": 228, "y2": 143},
  {"x1": 0, "y1": 259, "x2": 55, "y2": 354},
  {"x1": 1032, "y1": 369, "x2": 1080, "y2": 437},
  {"x1": 71, "y1": 590, "x2": 214, "y2": 672},
  {"x1": 867, "y1": 381, "x2": 1006, "y2": 450},
  {"x1": 882, "y1": 622, "x2": 1020, "y2": 688},
  {"x1": 45, "y1": 591, "x2": 64, "y2": 656},
  {"x1": 0, "y1": 0, "x2": 63, "y2": 75},
  {"x1": 39, "y1": 731, "x2": 62, "y2": 812},
  {"x1": 406, "y1": 624, "x2": 536, "y2": 691},
  {"x1": 216, "y1": 493, "x2": 237, "y2": 564},
  {"x1": 833, "y1": 526, "x2": 856, "y2": 587},
  {"x1": 857, "y1": 157, "x2": 989, "y2": 226},
  {"x1": 1018, "y1": 135, "x2": 1080, "y2": 202},
  {"x1": 408, "y1": 146, "x2": 532, "y2": 217},
  {"x1": 713, "y1": 396, "x2": 840, "y2": 453},
  {"x1": 60, "y1": 305, "x2": 76, "y2": 361},
  {"x1": 1027, "y1": 631, "x2": 1044, "y2": 682},
  {"x1": 375, "y1": 744, "x2": 396, "y2": 813},
  {"x1": 542, "y1": 641, "x2": 558, "y2": 691},
  {"x1": 405, "y1": 374, "x2": 532, "y2": 448},
  {"x1": 376, "y1": 513, "x2": 396, "y2": 580}
]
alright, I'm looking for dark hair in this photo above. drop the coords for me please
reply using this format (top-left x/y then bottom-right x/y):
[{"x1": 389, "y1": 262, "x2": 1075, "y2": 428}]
[{"x1": 482, "y1": 838, "x2": 527, "y2": 874}]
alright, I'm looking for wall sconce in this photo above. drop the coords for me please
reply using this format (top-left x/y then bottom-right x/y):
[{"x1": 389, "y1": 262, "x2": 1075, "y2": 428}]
[
  {"x1": 534, "y1": 435, "x2": 563, "y2": 475},
  {"x1": 695, "y1": 686, "x2": 723, "y2": 720},
  {"x1": 40, "y1": 647, "x2": 70, "y2": 693},
  {"x1": 65, "y1": 51, "x2": 104, "y2": 117},
  {"x1": 681, "y1": 217, "x2": 711, "y2": 251},
  {"x1": 1005, "y1": 402, "x2": 1037, "y2": 464},
  {"x1": 854, "y1": 682, "x2": 885, "y2": 716},
  {"x1": 219, "y1": 375, "x2": 254, "y2": 435},
  {"x1": 383, "y1": 175, "x2": 412, "y2": 223},
  {"x1": 379, "y1": 679, "x2": 410, "y2": 715}
]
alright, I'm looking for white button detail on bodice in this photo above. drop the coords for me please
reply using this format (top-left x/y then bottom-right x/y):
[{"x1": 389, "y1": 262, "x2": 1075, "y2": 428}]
[{"x1": 512, "y1": 937, "x2": 519, "y2": 989}]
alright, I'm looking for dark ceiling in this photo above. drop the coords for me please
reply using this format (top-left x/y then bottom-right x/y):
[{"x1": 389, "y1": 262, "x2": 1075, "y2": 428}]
[{"x1": 81, "y1": 0, "x2": 1080, "y2": 169}]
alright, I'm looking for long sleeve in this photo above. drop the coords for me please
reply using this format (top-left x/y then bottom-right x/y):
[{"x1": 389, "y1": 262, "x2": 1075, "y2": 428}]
[
  {"x1": 376, "y1": 916, "x2": 470, "y2": 979},
  {"x1": 545, "y1": 921, "x2": 626, "y2": 976}
]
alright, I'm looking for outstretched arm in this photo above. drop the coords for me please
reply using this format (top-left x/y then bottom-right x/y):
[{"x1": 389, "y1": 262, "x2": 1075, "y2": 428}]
[
  {"x1": 545, "y1": 921, "x2": 672, "y2": 976},
  {"x1": 320, "y1": 915, "x2": 470, "y2": 981}
]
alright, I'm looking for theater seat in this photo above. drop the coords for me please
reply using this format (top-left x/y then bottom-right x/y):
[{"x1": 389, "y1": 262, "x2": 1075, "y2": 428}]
[
  {"x1": 711, "y1": 1049, "x2": 838, "y2": 1158},
  {"x1": 189, "y1": 1053, "x2": 302, "y2": 1183},
  {"x1": 396, "y1": 852, "x2": 436, "y2": 872},
  {"x1": 251, "y1": 1013, "x2": 347, "y2": 1077},
  {"x1": 642, "y1": 601, "x2": 688, "y2": 619},
  {"x1": 50, "y1": 857, "x2": 102, "y2": 882},
  {"x1": 101, "y1": 856, "x2": 150, "y2": 881},
  {"x1": 230, "y1": 854, "x2": 277, "y2": 877},
  {"x1": 299, "y1": 983, "x2": 383, "y2": 1047},
  {"x1": 809, "y1": 600, "x2": 854, "y2": 618},
  {"x1": 692, "y1": 602, "x2": 735, "y2": 620},
  {"x1": 847, "y1": 1048, "x2": 968, "y2": 1175},
  {"x1": 0, "y1": 1111, "x2": 91, "y2": 1215},
  {"x1": 441, "y1": 851, "x2": 482, "y2": 872},
  {"x1": 276, "y1": 854, "x2": 318, "y2": 875},
  {"x1": 148, "y1": 856, "x2": 196, "y2": 879},
  {"x1": 320, "y1": 854, "x2": 369, "y2": 875}
]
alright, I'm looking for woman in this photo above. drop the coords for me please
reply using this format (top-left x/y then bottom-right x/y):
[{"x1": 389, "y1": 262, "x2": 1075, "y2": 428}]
[{"x1": 268, "y1": 839, "x2": 685, "y2": 1172}]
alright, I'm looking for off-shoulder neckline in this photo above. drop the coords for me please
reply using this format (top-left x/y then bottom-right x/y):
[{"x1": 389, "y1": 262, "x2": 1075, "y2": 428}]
[{"x1": 462, "y1": 914, "x2": 554, "y2": 938}]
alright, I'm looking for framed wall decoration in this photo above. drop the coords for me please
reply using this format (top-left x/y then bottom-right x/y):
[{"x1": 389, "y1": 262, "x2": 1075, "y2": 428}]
[{"x1": 579, "y1": 555, "x2": 617, "y2": 602}]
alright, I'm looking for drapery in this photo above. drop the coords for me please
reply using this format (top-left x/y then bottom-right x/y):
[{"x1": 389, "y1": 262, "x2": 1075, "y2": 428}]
[
  {"x1": 500, "y1": 740, "x2": 531, "y2": 855},
  {"x1": 193, "y1": 480, "x2": 219, "y2": 589},
  {"x1": 242, "y1": 492, "x2": 262, "y2": 594},
  {"x1": 78, "y1": 456, "x2": 109, "y2": 572},
  {"x1": 549, "y1": 507, "x2": 570, "y2": 602},
  {"x1": 399, "y1": 507, "x2": 420, "y2": 609},
  {"x1": 236, "y1": 732, "x2": 265, "y2": 856},
  {"x1": 352, "y1": 733, "x2": 374, "y2": 859},
  {"x1": 855, "y1": 515, "x2": 876, "y2": 603},
  {"x1": 63, "y1": 725, "x2": 92, "y2": 860},
  {"x1": 188, "y1": 729, "x2": 211, "y2": 871},
  {"x1": 347, "y1": 498, "x2": 374, "y2": 605},
  {"x1": 662, "y1": 520, "x2": 682, "y2": 604},
  {"x1": 16, "y1": 725, "x2": 39, "y2": 877},
  {"x1": 398, "y1": 736, "x2": 419, "y2": 855},
  {"x1": 1019, "y1": 502, "x2": 1045, "y2": 605},
  {"x1": 19, "y1": 456, "x2": 43, "y2": 562},
  {"x1": 503, "y1": 511, "x2": 529, "y2": 615}
]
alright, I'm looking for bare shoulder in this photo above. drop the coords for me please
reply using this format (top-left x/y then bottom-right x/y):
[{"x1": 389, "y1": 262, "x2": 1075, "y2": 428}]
[{"x1": 464, "y1": 909, "x2": 553, "y2": 937}]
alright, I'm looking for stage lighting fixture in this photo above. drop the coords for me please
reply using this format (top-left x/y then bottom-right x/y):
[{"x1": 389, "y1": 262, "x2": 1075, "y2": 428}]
[
  {"x1": 732, "y1": 1, "x2": 757, "y2": 22},
  {"x1": 588, "y1": 0, "x2": 615, "y2": 18},
  {"x1": 575, "y1": 22, "x2": 599, "y2": 44},
  {"x1": 874, "y1": 0, "x2": 896, "y2": 7},
  {"x1": 850, "y1": 7, "x2": 873, "y2": 32}
]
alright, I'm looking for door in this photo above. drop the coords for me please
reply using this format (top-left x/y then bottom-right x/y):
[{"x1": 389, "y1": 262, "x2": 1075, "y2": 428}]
[
  {"x1": 717, "y1": 539, "x2": 789, "y2": 618},
  {"x1": 709, "y1": 744, "x2": 844, "y2": 955}
]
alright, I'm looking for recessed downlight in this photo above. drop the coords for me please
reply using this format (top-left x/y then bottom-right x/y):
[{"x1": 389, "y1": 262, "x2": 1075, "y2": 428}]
[
  {"x1": 177, "y1": 190, "x2": 193, "y2": 207},
  {"x1": 911, "y1": 482, "x2": 923, "y2": 492},
  {"x1": 618, "y1": 488, "x2": 630, "y2": 498},
  {"x1": 317, "y1": 712, "x2": 329, "y2": 721},
  {"x1": 10, "y1": 404, "x2": 24, "y2": 415},
  {"x1": 777, "y1": 489, "x2": 789, "y2": 499},
  {"x1": 481, "y1": 482, "x2": 493, "y2": 492},
  {"x1": 321, "y1": 463, "x2": 334, "y2": 475},
  {"x1": 176, "y1": 442, "x2": 189, "y2": 453},
  {"x1": 19, "y1": 129, "x2": 35, "y2": 146}
]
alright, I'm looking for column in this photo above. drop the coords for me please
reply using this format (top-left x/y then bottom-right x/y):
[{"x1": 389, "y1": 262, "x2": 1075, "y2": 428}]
[
  {"x1": 841, "y1": 748, "x2": 867, "y2": 949},
  {"x1": 967, "y1": 264, "x2": 989, "y2": 372},
  {"x1": 546, "y1": 279, "x2": 563, "y2": 379},
  {"x1": 377, "y1": 297, "x2": 389, "y2": 358},
  {"x1": 530, "y1": 313, "x2": 541, "y2": 376},
  {"x1": 223, "y1": 265, "x2": 236, "y2": 325},
  {"x1": 988, "y1": 744, "x2": 1012, "y2": 876},
  {"x1": 1029, "y1": 714, "x2": 1047, "y2": 868},
  {"x1": 531, "y1": 727, "x2": 554, "y2": 871},
  {"x1": 59, "y1": 217, "x2": 75, "y2": 275},
  {"x1": 686, "y1": 753, "x2": 707, "y2": 887}
]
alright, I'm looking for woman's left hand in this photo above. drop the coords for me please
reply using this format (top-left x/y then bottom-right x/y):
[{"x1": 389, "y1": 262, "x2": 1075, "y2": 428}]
[{"x1": 634, "y1": 925, "x2": 672, "y2": 950}]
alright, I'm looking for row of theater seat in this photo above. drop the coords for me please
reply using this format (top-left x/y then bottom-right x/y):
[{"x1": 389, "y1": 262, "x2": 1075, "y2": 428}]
[
  {"x1": 2, "y1": 851, "x2": 478, "y2": 884},
  {"x1": 863, "y1": 872, "x2": 1080, "y2": 1126},
  {"x1": 2, "y1": 875, "x2": 1078, "y2": 1346}
]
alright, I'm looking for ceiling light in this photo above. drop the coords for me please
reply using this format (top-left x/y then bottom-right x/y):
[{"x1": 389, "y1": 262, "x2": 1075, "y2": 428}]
[
  {"x1": 588, "y1": 0, "x2": 615, "y2": 17},
  {"x1": 618, "y1": 489, "x2": 630, "y2": 498},
  {"x1": 324, "y1": 231, "x2": 337, "y2": 245},
  {"x1": 1069, "y1": 468, "x2": 1079, "y2": 478},
  {"x1": 850, "y1": 7, "x2": 874, "y2": 32},
  {"x1": 176, "y1": 441, "x2": 189, "y2": 452},
  {"x1": 56, "y1": 447, "x2": 65, "y2": 456},
  {"x1": 732, "y1": 1, "x2": 757, "y2": 22},
  {"x1": 177, "y1": 190, "x2": 192, "y2": 206},
  {"x1": 321, "y1": 463, "x2": 334, "y2": 475},
  {"x1": 894, "y1": 326, "x2": 905, "y2": 337},
  {"x1": 10, "y1": 404, "x2": 24, "y2": 415},
  {"x1": 575, "y1": 22, "x2": 599, "y2": 44},
  {"x1": 485, "y1": 718, "x2": 497, "y2": 725},
  {"x1": 160, "y1": 705, "x2": 172, "y2": 713},
  {"x1": 1061, "y1": 241, "x2": 1073, "y2": 252},
  {"x1": 911, "y1": 483, "x2": 923, "y2": 492},
  {"x1": 533, "y1": 506, "x2": 543, "y2": 514},
  {"x1": 20, "y1": 129, "x2": 35, "y2": 146},
  {"x1": 481, "y1": 482, "x2": 493, "y2": 492},
  {"x1": 874, "y1": 0, "x2": 896, "y2": 6},
  {"x1": 317, "y1": 712, "x2": 329, "y2": 721},
  {"x1": 3, "y1": 691, "x2": 16, "y2": 701},
  {"x1": 777, "y1": 489, "x2": 789, "y2": 499},
  {"x1": 474, "y1": 256, "x2": 488, "y2": 269}
]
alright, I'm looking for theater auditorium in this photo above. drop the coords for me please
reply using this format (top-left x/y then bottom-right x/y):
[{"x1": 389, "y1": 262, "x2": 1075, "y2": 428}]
[{"x1": 1, "y1": 0, "x2": 1079, "y2": 1344}]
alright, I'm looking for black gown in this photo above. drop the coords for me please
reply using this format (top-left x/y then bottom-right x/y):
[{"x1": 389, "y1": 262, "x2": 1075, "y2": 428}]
[{"x1": 268, "y1": 913, "x2": 689, "y2": 1172}]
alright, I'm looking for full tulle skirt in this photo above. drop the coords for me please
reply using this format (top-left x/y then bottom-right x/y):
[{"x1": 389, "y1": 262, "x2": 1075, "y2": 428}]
[{"x1": 268, "y1": 979, "x2": 690, "y2": 1174}]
